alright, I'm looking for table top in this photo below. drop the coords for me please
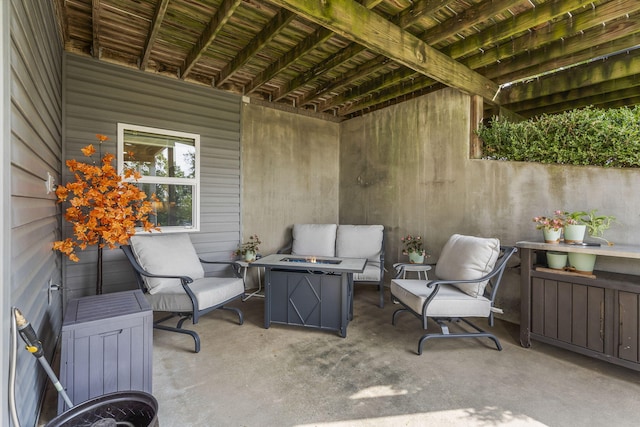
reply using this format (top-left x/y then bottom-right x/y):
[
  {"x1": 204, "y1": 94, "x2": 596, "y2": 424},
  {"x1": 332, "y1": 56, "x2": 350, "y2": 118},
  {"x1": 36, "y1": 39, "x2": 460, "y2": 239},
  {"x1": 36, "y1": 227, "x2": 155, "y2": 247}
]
[
  {"x1": 252, "y1": 253, "x2": 367, "y2": 273},
  {"x1": 393, "y1": 263, "x2": 433, "y2": 271},
  {"x1": 516, "y1": 241, "x2": 640, "y2": 259}
]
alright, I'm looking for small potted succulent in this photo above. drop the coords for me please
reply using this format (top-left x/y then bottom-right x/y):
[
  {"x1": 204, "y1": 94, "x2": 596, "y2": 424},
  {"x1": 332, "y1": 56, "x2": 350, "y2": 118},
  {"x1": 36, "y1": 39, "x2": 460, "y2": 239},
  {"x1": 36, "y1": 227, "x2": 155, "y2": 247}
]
[{"x1": 234, "y1": 234, "x2": 262, "y2": 262}]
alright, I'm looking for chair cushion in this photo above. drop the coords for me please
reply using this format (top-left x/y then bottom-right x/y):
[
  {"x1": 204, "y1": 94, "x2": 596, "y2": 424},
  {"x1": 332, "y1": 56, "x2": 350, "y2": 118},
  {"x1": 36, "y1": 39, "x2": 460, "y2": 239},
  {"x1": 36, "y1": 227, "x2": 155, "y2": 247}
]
[
  {"x1": 335, "y1": 224, "x2": 383, "y2": 262},
  {"x1": 434, "y1": 234, "x2": 500, "y2": 297},
  {"x1": 291, "y1": 224, "x2": 337, "y2": 257},
  {"x1": 144, "y1": 276, "x2": 244, "y2": 312},
  {"x1": 352, "y1": 262, "x2": 381, "y2": 282},
  {"x1": 130, "y1": 233, "x2": 205, "y2": 295},
  {"x1": 390, "y1": 279, "x2": 492, "y2": 317}
]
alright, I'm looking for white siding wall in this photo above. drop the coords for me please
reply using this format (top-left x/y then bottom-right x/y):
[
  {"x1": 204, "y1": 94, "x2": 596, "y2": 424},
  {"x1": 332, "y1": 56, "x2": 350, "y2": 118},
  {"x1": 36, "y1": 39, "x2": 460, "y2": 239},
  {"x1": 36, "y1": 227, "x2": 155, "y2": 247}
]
[
  {"x1": 62, "y1": 54, "x2": 242, "y2": 299},
  {"x1": 4, "y1": 1, "x2": 63, "y2": 426}
]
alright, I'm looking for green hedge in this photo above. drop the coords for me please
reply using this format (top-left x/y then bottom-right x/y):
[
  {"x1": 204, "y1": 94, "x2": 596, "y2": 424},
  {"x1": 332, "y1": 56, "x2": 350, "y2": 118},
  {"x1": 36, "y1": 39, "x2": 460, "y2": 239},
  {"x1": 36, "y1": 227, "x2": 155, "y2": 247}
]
[{"x1": 476, "y1": 106, "x2": 640, "y2": 167}]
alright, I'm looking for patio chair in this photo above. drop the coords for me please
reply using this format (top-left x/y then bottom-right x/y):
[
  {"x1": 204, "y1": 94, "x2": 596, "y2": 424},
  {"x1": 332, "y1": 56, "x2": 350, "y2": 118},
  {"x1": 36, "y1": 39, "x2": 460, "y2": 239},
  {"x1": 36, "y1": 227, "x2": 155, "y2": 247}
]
[
  {"x1": 391, "y1": 234, "x2": 516, "y2": 355},
  {"x1": 122, "y1": 233, "x2": 244, "y2": 353}
]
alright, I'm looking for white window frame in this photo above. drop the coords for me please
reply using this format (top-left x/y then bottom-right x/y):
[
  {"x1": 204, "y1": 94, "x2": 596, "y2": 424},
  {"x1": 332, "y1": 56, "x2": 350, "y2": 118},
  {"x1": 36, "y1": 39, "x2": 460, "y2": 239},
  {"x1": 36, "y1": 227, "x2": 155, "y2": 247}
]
[{"x1": 117, "y1": 123, "x2": 200, "y2": 232}]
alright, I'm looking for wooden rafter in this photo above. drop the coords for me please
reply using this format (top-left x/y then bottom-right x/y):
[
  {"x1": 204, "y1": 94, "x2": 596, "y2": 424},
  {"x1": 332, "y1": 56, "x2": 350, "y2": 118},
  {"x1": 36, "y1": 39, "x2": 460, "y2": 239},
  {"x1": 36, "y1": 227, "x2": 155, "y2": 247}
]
[
  {"x1": 322, "y1": 0, "x2": 633, "y2": 116},
  {"x1": 396, "y1": 0, "x2": 458, "y2": 29},
  {"x1": 297, "y1": 0, "x2": 517, "y2": 107},
  {"x1": 464, "y1": 1, "x2": 640, "y2": 73},
  {"x1": 244, "y1": 26, "x2": 334, "y2": 94},
  {"x1": 140, "y1": 0, "x2": 170, "y2": 71},
  {"x1": 268, "y1": 0, "x2": 500, "y2": 102},
  {"x1": 182, "y1": 0, "x2": 242, "y2": 80},
  {"x1": 499, "y1": 49, "x2": 640, "y2": 105},
  {"x1": 442, "y1": 0, "x2": 594, "y2": 60},
  {"x1": 52, "y1": 0, "x2": 69, "y2": 45},
  {"x1": 216, "y1": 8, "x2": 297, "y2": 87},
  {"x1": 417, "y1": 0, "x2": 523, "y2": 46},
  {"x1": 508, "y1": 74, "x2": 640, "y2": 115},
  {"x1": 91, "y1": 0, "x2": 100, "y2": 58},
  {"x1": 273, "y1": 0, "x2": 389, "y2": 101}
]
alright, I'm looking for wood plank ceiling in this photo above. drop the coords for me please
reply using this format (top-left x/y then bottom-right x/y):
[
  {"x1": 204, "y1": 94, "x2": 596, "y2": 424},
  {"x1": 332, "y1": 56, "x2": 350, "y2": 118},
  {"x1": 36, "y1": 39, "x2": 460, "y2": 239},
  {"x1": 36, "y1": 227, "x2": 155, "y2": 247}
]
[{"x1": 55, "y1": 0, "x2": 640, "y2": 121}]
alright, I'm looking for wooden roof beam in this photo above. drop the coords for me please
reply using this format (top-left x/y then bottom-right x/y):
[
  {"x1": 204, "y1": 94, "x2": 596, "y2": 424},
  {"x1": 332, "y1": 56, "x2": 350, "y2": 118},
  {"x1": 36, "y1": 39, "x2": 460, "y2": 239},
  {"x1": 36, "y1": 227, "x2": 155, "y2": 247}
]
[
  {"x1": 506, "y1": 74, "x2": 640, "y2": 115},
  {"x1": 498, "y1": 49, "x2": 640, "y2": 105},
  {"x1": 244, "y1": 27, "x2": 334, "y2": 94},
  {"x1": 517, "y1": 85, "x2": 640, "y2": 118},
  {"x1": 464, "y1": 2, "x2": 640, "y2": 74},
  {"x1": 91, "y1": 0, "x2": 101, "y2": 58},
  {"x1": 181, "y1": 0, "x2": 242, "y2": 80},
  {"x1": 216, "y1": 8, "x2": 297, "y2": 87},
  {"x1": 396, "y1": 0, "x2": 458, "y2": 29},
  {"x1": 487, "y1": 20, "x2": 640, "y2": 84},
  {"x1": 140, "y1": 0, "x2": 170, "y2": 71},
  {"x1": 442, "y1": 0, "x2": 593, "y2": 61},
  {"x1": 268, "y1": 0, "x2": 499, "y2": 102},
  {"x1": 319, "y1": 68, "x2": 424, "y2": 112},
  {"x1": 418, "y1": 0, "x2": 525, "y2": 46},
  {"x1": 277, "y1": 0, "x2": 460, "y2": 103}
]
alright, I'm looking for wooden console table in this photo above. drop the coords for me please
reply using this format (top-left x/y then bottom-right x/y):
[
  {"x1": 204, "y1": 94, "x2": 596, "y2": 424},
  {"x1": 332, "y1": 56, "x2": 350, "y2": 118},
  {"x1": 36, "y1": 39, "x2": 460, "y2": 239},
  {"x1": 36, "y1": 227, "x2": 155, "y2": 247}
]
[{"x1": 517, "y1": 241, "x2": 640, "y2": 371}]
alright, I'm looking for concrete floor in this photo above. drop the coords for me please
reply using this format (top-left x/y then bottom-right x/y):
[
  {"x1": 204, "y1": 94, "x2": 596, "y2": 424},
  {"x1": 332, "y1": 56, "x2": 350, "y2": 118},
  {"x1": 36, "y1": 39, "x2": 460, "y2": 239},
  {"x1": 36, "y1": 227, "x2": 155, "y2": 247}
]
[{"x1": 41, "y1": 287, "x2": 640, "y2": 426}]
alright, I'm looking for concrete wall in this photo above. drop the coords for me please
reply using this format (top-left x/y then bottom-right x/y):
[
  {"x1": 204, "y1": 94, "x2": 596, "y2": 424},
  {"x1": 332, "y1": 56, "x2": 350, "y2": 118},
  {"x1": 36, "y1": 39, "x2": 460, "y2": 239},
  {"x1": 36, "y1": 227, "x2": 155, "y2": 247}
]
[
  {"x1": 240, "y1": 102, "x2": 340, "y2": 257},
  {"x1": 239, "y1": 87, "x2": 640, "y2": 323},
  {"x1": 340, "y1": 87, "x2": 640, "y2": 323}
]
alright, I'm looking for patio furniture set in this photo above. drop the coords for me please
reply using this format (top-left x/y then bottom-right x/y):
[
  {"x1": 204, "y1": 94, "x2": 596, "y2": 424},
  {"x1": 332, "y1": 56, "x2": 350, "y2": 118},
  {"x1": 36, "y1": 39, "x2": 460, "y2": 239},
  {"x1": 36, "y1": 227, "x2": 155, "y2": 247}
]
[{"x1": 121, "y1": 224, "x2": 515, "y2": 356}]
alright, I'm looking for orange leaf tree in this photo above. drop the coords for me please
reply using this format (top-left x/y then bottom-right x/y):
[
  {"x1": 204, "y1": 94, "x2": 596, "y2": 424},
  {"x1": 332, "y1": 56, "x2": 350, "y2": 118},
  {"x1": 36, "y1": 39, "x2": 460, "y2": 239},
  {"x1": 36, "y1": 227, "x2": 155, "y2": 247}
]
[{"x1": 53, "y1": 134, "x2": 159, "y2": 294}]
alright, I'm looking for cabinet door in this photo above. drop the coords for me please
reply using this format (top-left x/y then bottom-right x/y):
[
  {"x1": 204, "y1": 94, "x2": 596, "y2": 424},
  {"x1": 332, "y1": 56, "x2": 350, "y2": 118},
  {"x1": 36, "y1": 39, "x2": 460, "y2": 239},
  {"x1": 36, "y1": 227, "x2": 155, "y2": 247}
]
[
  {"x1": 531, "y1": 278, "x2": 604, "y2": 352},
  {"x1": 618, "y1": 291, "x2": 639, "y2": 362}
]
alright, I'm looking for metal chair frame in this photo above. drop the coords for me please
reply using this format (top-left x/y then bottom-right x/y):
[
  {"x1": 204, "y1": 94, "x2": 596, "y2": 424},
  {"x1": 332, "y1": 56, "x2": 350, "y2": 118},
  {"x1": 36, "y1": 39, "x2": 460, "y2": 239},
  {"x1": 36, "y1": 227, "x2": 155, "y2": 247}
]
[
  {"x1": 391, "y1": 246, "x2": 517, "y2": 355},
  {"x1": 121, "y1": 245, "x2": 244, "y2": 353}
]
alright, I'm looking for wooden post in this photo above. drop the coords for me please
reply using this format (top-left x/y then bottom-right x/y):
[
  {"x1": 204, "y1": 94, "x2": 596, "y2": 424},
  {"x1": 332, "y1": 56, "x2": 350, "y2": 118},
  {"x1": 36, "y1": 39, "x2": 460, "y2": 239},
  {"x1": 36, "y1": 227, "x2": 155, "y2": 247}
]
[{"x1": 469, "y1": 95, "x2": 483, "y2": 159}]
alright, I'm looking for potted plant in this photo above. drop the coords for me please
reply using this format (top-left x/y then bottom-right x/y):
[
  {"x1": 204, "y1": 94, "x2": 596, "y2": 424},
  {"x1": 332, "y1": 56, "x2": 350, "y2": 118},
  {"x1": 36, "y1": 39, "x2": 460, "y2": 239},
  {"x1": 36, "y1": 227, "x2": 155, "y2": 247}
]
[
  {"x1": 234, "y1": 234, "x2": 261, "y2": 262},
  {"x1": 401, "y1": 234, "x2": 427, "y2": 264},
  {"x1": 566, "y1": 209, "x2": 615, "y2": 275},
  {"x1": 53, "y1": 134, "x2": 159, "y2": 294},
  {"x1": 563, "y1": 211, "x2": 588, "y2": 243},
  {"x1": 532, "y1": 210, "x2": 565, "y2": 243}
]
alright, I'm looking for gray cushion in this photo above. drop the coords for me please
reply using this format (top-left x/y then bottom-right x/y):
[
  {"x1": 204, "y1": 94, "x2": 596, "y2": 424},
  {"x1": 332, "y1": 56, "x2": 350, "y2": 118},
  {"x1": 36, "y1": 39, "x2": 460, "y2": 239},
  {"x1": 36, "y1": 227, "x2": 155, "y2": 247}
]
[
  {"x1": 335, "y1": 224, "x2": 383, "y2": 262},
  {"x1": 144, "y1": 276, "x2": 244, "y2": 312},
  {"x1": 352, "y1": 262, "x2": 381, "y2": 282},
  {"x1": 130, "y1": 233, "x2": 204, "y2": 295},
  {"x1": 391, "y1": 279, "x2": 491, "y2": 317},
  {"x1": 291, "y1": 224, "x2": 337, "y2": 257},
  {"x1": 434, "y1": 234, "x2": 500, "y2": 297}
]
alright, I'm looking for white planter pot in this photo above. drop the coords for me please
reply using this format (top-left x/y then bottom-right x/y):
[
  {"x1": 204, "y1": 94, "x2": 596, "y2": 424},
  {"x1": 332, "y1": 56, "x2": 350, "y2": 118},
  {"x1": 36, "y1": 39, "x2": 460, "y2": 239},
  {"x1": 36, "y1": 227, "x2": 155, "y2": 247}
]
[
  {"x1": 568, "y1": 252, "x2": 597, "y2": 274},
  {"x1": 542, "y1": 228, "x2": 562, "y2": 244},
  {"x1": 564, "y1": 224, "x2": 587, "y2": 244},
  {"x1": 408, "y1": 252, "x2": 425, "y2": 264},
  {"x1": 546, "y1": 252, "x2": 568, "y2": 270}
]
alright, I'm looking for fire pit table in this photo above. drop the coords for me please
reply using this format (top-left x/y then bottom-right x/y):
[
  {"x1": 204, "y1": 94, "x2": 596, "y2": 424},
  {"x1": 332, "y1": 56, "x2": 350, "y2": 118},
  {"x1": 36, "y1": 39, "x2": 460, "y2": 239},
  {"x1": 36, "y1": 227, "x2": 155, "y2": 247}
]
[{"x1": 251, "y1": 254, "x2": 367, "y2": 337}]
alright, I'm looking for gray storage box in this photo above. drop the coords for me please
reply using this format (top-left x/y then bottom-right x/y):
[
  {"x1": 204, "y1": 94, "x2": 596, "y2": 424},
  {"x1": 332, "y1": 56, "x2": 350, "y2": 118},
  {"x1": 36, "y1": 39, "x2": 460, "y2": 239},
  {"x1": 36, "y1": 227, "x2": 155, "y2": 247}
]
[{"x1": 58, "y1": 290, "x2": 153, "y2": 414}]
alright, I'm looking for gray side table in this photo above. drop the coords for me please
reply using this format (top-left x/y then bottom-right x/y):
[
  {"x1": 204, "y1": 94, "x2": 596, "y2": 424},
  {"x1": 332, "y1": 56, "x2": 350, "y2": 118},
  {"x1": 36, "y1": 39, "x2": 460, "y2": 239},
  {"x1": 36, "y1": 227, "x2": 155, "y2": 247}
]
[{"x1": 393, "y1": 263, "x2": 432, "y2": 280}]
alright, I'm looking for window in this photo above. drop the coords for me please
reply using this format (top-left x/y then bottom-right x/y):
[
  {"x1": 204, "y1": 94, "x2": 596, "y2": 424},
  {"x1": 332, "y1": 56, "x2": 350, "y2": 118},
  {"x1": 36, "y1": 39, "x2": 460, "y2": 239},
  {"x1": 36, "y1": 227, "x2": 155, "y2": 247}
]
[{"x1": 117, "y1": 123, "x2": 200, "y2": 231}]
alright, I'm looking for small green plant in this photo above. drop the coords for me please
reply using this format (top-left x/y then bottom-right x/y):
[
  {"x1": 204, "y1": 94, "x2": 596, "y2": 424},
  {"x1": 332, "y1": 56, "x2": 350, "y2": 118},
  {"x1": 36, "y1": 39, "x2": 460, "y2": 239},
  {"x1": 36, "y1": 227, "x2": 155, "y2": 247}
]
[
  {"x1": 564, "y1": 210, "x2": 615, "y2": 245},
  {"x1": 581, "y1": 210, "x2": 615, "y2": 245},
  {"x1": 234, "y1": 234, "x2": 261, "y2": 256}
]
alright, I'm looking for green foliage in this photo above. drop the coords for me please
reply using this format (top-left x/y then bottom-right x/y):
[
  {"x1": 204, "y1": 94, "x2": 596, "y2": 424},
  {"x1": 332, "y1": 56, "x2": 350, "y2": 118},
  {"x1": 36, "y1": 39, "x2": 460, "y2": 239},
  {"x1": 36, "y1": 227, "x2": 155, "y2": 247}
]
[{"x1": 477, "y1": 106, "x2": 640, "y2": 167}]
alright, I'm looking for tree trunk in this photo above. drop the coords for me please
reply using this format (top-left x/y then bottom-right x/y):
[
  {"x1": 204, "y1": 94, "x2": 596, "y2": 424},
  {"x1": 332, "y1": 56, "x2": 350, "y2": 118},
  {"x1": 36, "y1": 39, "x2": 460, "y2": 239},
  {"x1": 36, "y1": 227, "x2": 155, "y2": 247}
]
[{"x1": 96, "y1": 245, "x2": 103, "y2": 294}]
